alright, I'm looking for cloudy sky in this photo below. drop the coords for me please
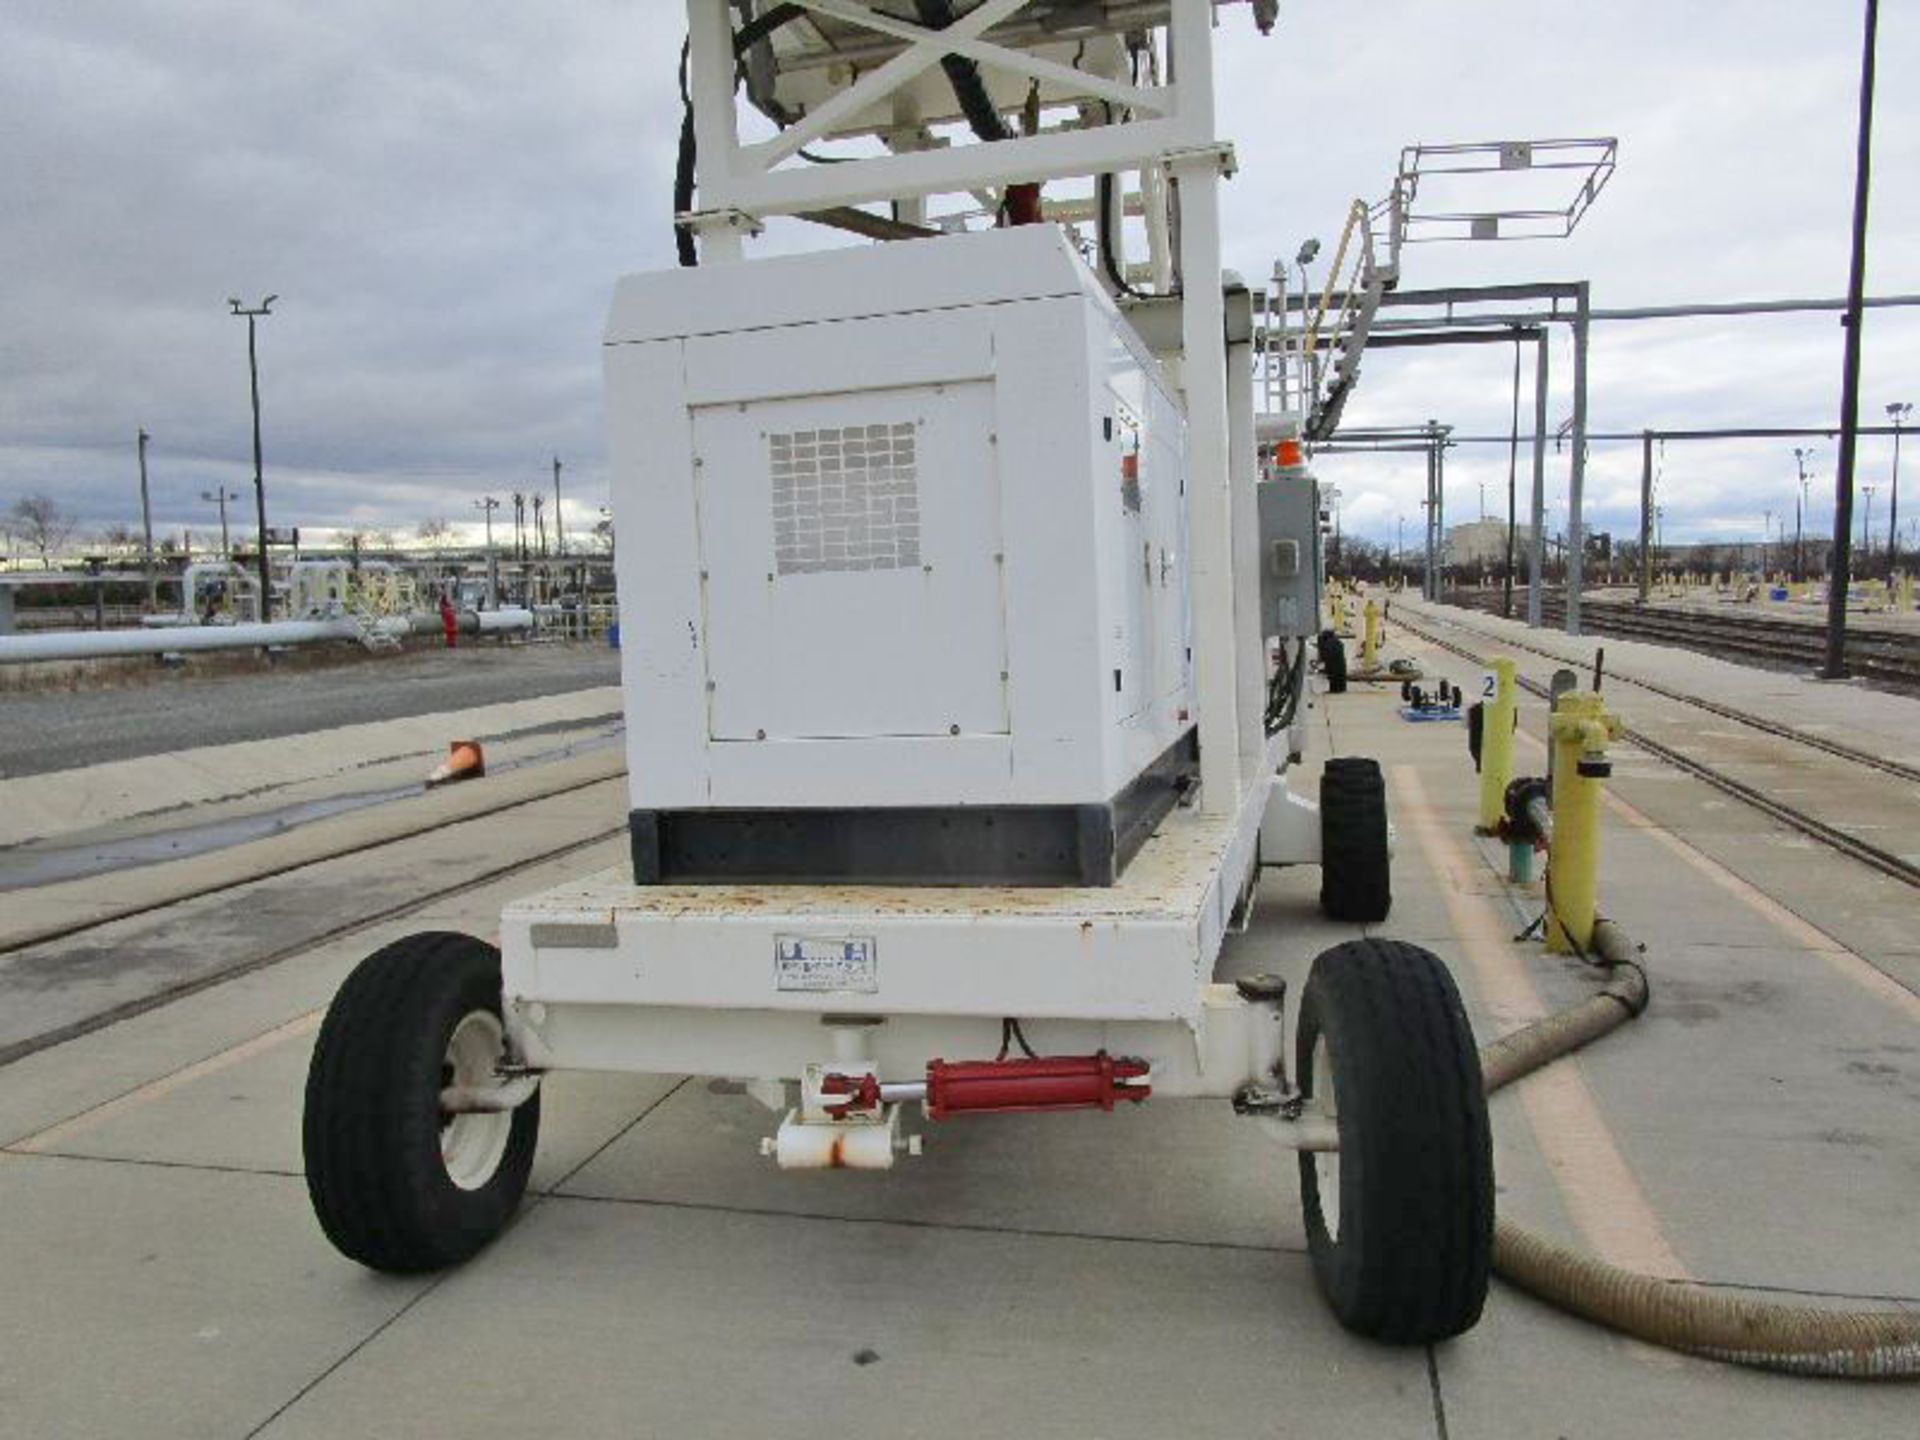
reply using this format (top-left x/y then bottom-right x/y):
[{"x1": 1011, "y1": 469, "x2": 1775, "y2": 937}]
[{"x1": 2, "y1": 1, "x2": 1915, "y2": 555}]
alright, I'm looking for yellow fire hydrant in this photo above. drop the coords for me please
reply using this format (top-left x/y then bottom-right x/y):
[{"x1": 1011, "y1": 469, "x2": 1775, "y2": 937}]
[
  {"x1": 1545, "y1": 691, "x2": 1623, "y2": 955},
  {"x1": 1476, "y1": 658, "x2": 1518, "y2": 834},
  {"x1": 1361, "y1": 600, "x2": 1382, "y2": 669}
]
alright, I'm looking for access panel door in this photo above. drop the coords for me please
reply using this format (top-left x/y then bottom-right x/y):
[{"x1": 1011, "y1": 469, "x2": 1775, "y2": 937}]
[{"x1": 692, "y1": 380, "x2": 1009, "y2": 743}]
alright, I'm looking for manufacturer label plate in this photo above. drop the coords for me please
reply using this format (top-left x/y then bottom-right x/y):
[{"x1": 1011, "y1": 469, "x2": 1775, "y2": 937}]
[{"x1": 774, "y1": 934, "x2": 879, "y2": 994}]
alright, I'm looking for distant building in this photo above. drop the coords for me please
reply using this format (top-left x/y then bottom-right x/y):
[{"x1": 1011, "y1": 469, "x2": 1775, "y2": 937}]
[{"x1": 1444, "y1": 519, "x2": 1536, "y2": 568}]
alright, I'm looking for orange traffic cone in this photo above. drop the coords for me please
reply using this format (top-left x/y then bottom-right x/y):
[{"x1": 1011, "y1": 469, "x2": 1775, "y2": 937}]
[{"x1": 426, "y1": 739, "x2": 485, "y2": 788}]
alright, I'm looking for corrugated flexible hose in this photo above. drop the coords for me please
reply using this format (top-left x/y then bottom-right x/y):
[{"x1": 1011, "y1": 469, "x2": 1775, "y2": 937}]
[{"x1": 1484, "y1": 919, "x2": 1920, "y2": 1378}]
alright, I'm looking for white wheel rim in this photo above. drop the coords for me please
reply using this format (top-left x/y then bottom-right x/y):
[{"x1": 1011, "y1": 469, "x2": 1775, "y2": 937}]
[
  {"x1": 1310, "y1": 1031, "x2": 1341, "y2": 1241},
  {"x1": 441, "y1": 1010, "x2": 512, "y2": 1191}
]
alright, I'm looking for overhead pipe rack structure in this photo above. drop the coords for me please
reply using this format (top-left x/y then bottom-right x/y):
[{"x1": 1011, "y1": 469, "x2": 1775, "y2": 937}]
[
  {"x1": 1287, "y1": 280, "x2": 1588, "y2": 630},
  {"x1": 1291, "y1": 289, "x2": 1920, "y2": 641}
]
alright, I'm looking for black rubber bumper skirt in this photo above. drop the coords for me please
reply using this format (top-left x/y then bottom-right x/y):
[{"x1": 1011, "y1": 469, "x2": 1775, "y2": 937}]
[{"x1": 630, "y1": 730, "x2": 1199, "y2": 888}]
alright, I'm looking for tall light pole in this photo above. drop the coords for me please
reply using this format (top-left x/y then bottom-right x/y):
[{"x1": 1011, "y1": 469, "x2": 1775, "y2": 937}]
[
  {"x1": 1889, "y1": 401, "x2": 1911, "y2": 575},
  {"x1": 1292, "y1": 238, "x2": 1321, "y2": 408},
  {"x1": 1793, "y1": 446, "x2": 1815, "y2": 581},
  {"x1": 552, "y1": 455, "x2": 566, "y2": 558},
  {"x1": 474, "y1": 496, "x2": 501, "y2": 607},
  {"x1": 1861, "y1": 484, "x2": 1876, "y2": 565},
  {"x1": 1823, "y1": 0, "x2": 1880, "y2": 679},
  {"x1": 1330, "y1": 487, "x2": 1342, "y2": 576},
  {"x1": 1763, "y1": 507, "x2": 1774, "y2": 578},
  {"x1": 228, "y1": 294, "x2": 277, "y2": 615},
  {"x1": 201, "y1": 487, "x2": 243, "y2": 557},
  {"x1": 136, "y1": 428, "x2": 157, "y2": 611}
]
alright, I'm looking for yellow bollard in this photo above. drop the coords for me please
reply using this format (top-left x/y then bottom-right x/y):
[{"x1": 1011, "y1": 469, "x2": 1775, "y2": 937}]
[
  {"x1": 1476, "y1": 658, "x2": 1518, "y2": 834},
  {"x1": 1361, "y1": 600, "x2": 1381, "y2": 669},
  {"x1": 1545, "y1": 691, "x2": 1622, "y2": 954}
]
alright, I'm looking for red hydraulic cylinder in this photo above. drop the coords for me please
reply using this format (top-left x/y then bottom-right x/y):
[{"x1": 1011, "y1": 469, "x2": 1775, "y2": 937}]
[{"x1": 923, "y1": 1053, "x2": 1150, "y2": 1120}]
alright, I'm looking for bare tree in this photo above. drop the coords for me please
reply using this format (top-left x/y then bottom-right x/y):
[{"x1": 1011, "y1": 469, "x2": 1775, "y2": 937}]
[
  {"x1": 417, "y1": 516, "x2": 451, "y2": 550},
  {"x1": 9, "y1": 494, "x2": 77, "y2": 568}
]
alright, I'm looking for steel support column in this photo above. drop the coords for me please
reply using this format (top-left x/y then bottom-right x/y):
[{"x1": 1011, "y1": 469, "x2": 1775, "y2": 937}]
[
  {"x1": 1638, "y1": 430, "x2": 1653, "y2": 604},
  {"x1": 1528, "y1": 330, "x2": 1549, "y2": 627},
  {"x1": 1423, "y1": 429, "x2": 1438, "y2": 601},
  {"x1": 1565, "y1": 282, "x2": 1590, "y2": 636},
  {"x1": 1225, "y1": 316, "x2": 1268, "y2": 787},
  {"x1": 1164, "y1": 18, "x2": 1238, "y2": 814}
]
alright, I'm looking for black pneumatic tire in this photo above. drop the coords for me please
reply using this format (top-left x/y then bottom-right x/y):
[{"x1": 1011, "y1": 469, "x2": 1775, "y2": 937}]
[
  {"x1": 1320, "y1": 757, "x2": 1391, "y2": 922},
  {"x1": 303, "y1": 931, "x2": 540, "y2": 1273},
  {"x1": 1316, "y1": 630, "x2": 1349, "y2": 693},
  {"x1": 1296, "y1": 939, "x2": 1494, "y2": 1343}
]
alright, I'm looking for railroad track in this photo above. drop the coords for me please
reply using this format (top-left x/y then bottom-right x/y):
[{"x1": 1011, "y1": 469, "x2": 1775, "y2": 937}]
[
  {"x1": 1446, "y1": 591, "x2": 1920, "y2": 695},
  {"x1": 1416, "y1": 603, "x2": 1920, "y2": 788},
  {"x1": 0, "y1": 770, "x2": 628, "y2": 1069},
  {"x1": 1393, "y1": 607, "x2": 1920, "y2": 893}
]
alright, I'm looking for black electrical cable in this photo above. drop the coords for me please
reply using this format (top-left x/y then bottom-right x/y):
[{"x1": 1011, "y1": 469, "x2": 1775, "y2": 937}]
[
  {"x1": 1265, "y1": 638, "x2": 1307, "y2": 734},
  {"x1": 673, "y1": 3, "x2": 813, "y2": 267},
  {"x1": 1096, "y1": 169, "x2": 1146, "y2": 301},
  {"x1": 912, "y1": 0, "x2": 1015, "y2": 143},
  {"x1": 674, "y1": 40, "x2": 698, "y2": 267},
  {"x1": 736, "y1": 3, "x2": 807, "y2": 58},
  {"x1": 1009, "y1": 1018, "x2": 1039, "y2": 1059}
]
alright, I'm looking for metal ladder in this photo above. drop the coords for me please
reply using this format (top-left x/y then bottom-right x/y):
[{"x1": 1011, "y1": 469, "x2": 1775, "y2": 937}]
[{"x1": 1264, "y1": 197, "x2": 1395, "y2": 442}]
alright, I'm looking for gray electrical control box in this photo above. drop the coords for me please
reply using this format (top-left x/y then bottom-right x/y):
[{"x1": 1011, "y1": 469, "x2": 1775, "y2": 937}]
[{"x1": 1256, "y1": 476, "x2": 1322, "y2": 641}]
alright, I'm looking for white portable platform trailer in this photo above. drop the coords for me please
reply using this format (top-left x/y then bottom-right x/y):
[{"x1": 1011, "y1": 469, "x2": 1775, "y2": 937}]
[{"x1": 303, "y1": 0, "x2": 1494, "y2": 1345}]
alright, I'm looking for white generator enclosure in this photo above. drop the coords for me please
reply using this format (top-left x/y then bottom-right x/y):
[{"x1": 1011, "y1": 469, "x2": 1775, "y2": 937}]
[{"x1": 607, "y1": 225, "x2": 1197, "y2": 886}]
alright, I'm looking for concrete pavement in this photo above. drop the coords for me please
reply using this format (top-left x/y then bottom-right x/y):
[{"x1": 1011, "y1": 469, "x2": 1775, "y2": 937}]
[{"x1": 1, "y1": 632, "x2": 1916, "y2": 1437}]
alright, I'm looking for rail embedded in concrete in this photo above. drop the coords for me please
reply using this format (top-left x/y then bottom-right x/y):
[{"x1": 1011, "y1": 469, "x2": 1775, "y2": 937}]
[{"x1": 1443, "y1": 590, "x2": 1920, "y2": 693}]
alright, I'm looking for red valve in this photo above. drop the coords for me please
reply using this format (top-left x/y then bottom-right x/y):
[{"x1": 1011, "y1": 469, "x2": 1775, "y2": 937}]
[
  {"x1": 924, "y1": 1052, "x2": 1150, "y2": 1120},
  {"x1": 818, "y1": 1071, "x2": 882, "y2": 1119}
]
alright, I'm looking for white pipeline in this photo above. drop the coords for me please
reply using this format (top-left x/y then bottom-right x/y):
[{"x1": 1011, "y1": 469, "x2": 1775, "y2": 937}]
[
  {"x1": 0, "y1": 617, "x2": 372, "y2": 664},
  {"x1": 403, "y1": 608, "x2": 537, "y2": 637},
  {"x1": 474, "y1": 607, "x2": 535, "y2": 633},
  {"x1": 3, "y1": 608, "x2": 533, "y2": 665}
]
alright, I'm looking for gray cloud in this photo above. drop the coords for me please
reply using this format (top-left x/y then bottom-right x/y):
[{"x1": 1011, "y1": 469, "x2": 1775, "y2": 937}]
[
  {"x1": 2, "y1": 1, "x2": 1916, "y2": 555},
  {"x1": 2, "y1": 0, "x2": 676, "y2": 542}
]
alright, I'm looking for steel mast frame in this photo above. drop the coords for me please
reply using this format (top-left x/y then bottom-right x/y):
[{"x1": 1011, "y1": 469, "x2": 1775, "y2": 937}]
[
  {"x1": 477, "y1": 0, "x2": 1347, "y2": 1170},
  {"x1": 680, "y1": 0, "x2": 1255, "y2": 814}
]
